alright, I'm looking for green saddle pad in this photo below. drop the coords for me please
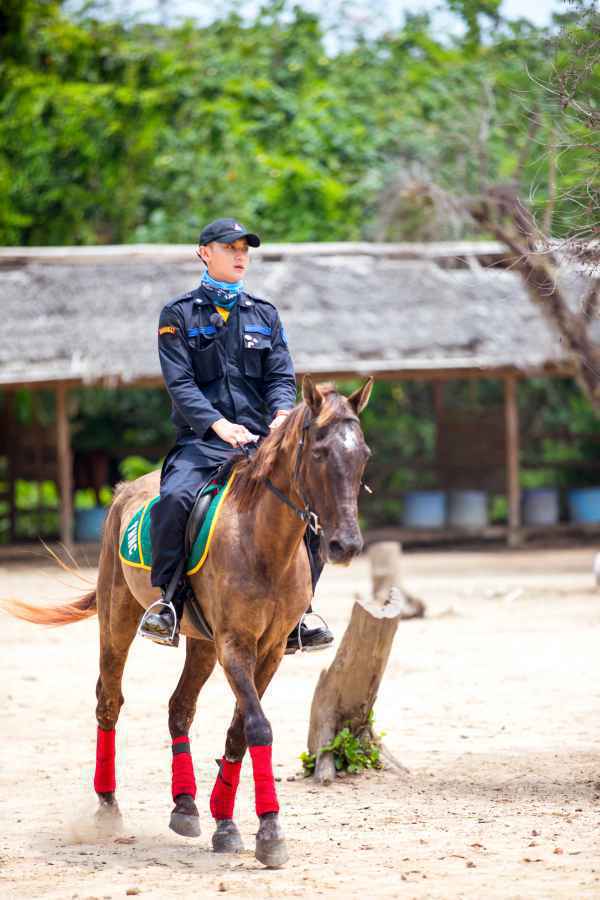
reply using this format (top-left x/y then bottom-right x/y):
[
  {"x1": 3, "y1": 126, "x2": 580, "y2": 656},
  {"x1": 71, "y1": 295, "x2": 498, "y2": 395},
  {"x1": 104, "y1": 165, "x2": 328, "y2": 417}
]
[{"x1": 119, "y1": 473, "x2": 234, "y2": 575}]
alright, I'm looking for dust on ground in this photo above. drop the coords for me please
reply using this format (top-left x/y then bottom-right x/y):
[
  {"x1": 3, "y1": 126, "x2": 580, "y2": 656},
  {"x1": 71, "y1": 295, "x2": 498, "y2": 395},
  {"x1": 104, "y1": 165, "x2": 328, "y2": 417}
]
[{"x1": 1, "y1": 546, "x2": 599, "y2": 899}]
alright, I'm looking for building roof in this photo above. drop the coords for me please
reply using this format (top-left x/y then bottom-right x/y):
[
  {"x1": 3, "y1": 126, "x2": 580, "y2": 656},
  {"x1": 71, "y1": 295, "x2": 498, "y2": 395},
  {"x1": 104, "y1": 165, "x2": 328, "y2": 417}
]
[{"x1": 0, "y1": 242, "x2": 591, "y2": 388}]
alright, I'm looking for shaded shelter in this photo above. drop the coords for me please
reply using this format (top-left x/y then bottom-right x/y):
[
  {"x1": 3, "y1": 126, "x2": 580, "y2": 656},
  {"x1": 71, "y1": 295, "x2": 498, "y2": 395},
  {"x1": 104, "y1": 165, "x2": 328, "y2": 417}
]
[{"x1": 0, "y1": 241, "x2": 593, "y2": 548}]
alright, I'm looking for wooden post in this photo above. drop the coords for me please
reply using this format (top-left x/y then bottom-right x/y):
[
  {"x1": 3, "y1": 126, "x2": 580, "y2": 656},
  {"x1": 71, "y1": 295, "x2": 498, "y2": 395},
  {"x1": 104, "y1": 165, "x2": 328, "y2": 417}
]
[
  {"x1": 307, "y1": 542, "x2": 424, "y2": 785},
  {"x1": 504, "y1": 374, "x2": 521, "y2": 547},
  {"x1": 432, "y1": 380, "x2": 445, "y2": 420},
  {"x1": 433, "y1": 380, "x2": 445, "y2": 489},
  {"x1": 5, "y1": 391, "x2": 17, "y2": 542},
  {"x1": 55, "y1": 384, "x2": 73, "y2": 550}
]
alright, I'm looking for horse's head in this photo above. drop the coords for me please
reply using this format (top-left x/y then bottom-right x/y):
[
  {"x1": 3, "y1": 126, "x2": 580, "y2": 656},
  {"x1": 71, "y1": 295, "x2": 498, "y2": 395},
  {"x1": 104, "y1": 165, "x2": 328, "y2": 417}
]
[{"x1": 298, "y1": 376, "x2": 373, "y2": 565}]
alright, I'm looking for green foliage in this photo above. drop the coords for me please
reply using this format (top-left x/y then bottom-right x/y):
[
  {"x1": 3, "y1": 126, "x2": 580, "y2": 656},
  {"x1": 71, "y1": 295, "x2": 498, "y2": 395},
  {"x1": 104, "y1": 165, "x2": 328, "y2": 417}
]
[
  {"x1": 74, "y1": 485, "x2": 113, "y2": 508},
  {"x1": 521, "y1": 378, "x2": 600, "y2": 488},
  {"x1": 343, "y1": 379, "x2": 439, "y2": 527},
  {"x1": 15, "y1": 479, "x2": 59, "y2": 509},
  {"x1": 350, "y1": 376, "x2": 600, "y2": 527},
  {"x1": 549, "y1": 1, "x2": 599, "y2": 243},
  {"x1": 301, "y1": 713, "x2": 384, "y2": 776},
  {"x1": 0, "y1": 1, "x2": 577, "y2": 246},
  {"x1": 298, "y1": 750, "x2": 315, "y2": 773},
  {"x1": 446, "y1": 0, "x2": 502, "y2": 49},
  {"x1": 71, "y1": 387, "x2": 173, "y2": 452},
  {"x1": 12, "y1": 479, "x2": 59, "y2": 539},
  {"x1": 119, "y1": 454, "x2": 161, "y2": 480}
]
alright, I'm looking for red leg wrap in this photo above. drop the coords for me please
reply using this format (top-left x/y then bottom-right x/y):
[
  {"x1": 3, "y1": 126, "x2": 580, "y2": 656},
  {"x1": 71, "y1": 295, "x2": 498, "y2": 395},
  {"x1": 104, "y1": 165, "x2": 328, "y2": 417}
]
[
  {"x1": 249, "y1": 744, "x2": 279, "y2": 816},
  {"x1": 94, "y1": 726, "x2": 116, "y2": 794},
  {"x1": 171, "y1": 736, "x2": 197, "y2": 801},
  {"x1": 210, "y1": 758, "x2": 242, "y2": 820}
]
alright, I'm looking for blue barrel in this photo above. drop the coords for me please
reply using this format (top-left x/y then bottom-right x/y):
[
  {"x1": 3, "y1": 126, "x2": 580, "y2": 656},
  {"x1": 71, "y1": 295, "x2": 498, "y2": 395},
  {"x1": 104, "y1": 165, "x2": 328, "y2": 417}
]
[
  {"x1": 402, "y1": 491, "x2": 446, "y2": 528},
  {"x1": 448, "y1": 490, "x2": 488, "y2": 529},
  {"x1": 522, "y1": 488, "x2": 559, "y2": 526},
  {"x1": 567, "y1": 488, "x2": 600, "y2": 524},
  {"x1": 74, "y1": 507, "x2": 108, "y2": 541}
]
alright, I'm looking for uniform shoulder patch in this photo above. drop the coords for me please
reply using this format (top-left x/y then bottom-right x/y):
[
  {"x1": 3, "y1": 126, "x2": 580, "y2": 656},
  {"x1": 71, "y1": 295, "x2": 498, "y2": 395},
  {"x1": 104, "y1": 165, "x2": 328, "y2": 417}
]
[{"x1": 159, "y1": 325, "x2": 177, "y2": 336}]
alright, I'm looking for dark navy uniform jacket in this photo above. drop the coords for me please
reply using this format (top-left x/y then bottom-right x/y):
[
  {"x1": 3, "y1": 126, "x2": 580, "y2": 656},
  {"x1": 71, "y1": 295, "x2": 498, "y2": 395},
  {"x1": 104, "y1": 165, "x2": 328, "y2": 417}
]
[{"x1": 157, "y1": 283, "x2": 297, "y2": 467}]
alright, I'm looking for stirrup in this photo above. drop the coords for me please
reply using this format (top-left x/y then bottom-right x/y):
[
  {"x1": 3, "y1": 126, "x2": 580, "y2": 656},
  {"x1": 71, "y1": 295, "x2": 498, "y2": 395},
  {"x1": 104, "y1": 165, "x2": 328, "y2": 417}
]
[
  {"x1": 285, "y1": 611, "x2": 331, "y2": 655},
  {"x1": 137, "y1": 598, "x2": 179, "y2": 647}
]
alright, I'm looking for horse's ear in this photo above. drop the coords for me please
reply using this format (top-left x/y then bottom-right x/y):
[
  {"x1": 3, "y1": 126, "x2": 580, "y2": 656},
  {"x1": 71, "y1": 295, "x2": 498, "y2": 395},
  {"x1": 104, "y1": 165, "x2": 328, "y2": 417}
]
[
  {"x1": 348, "y1": 376, "x2": 374, "y2": 415},
  {"x1": 302, "y1": 375, "x2": 324, "y2": 415}
]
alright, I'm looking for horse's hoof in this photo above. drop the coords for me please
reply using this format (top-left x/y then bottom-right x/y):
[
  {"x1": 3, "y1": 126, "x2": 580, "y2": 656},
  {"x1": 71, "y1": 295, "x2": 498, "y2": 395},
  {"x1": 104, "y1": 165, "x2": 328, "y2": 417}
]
[
  {"x1": 94, "y1": 794, "x2": 123, "y2": 835},
  {"x1": 255, "y1": 812, "x2": 288, "y2": 868},
  {"x1": 169, "y1": 794, "x2": 201, "y2": 838},
  {"x1": 255, "y1": 836, "x2": 289, "y2": 868},
  {"x1": 169, "y1": 811, "x2": 201, "y2": 837},
  {"x1": 96, "y1": 793, "x2": 122, "y2": 819},
  {"x1": 212, "y1": 819, "x2": 244, "y2": 853},
  {"x1": 96, "y1": 791, "x2": 119, "y2": 810}
]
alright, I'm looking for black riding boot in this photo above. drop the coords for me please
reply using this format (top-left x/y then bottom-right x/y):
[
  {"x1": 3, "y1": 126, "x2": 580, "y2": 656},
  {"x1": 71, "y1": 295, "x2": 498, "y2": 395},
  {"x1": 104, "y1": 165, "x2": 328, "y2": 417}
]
[
  {"x1": 286, "y1": 529, "x2": 333, "y2": 654},
  {"x1": 138, "y1": 577, "x2": 189, "y2": 648},
  {"x1": 286, "y1": 616, "x2": 334, "y2": 653}
]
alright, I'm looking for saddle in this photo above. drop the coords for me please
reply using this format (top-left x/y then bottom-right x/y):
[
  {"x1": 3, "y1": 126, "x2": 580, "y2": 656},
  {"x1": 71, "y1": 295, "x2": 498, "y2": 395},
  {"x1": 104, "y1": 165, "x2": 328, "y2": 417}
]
[
  {"x1": 180, "y1": 488, "x2": 215, "y2": 641},
  {"x1": 120, "y1": 462, "x2": 239, "y2": 642}
]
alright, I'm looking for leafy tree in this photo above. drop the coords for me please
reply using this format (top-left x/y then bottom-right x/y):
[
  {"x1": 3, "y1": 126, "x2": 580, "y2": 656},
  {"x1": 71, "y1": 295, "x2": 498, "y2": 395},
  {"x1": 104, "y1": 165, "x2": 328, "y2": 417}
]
[{"x1": 0, "y1": 0, "x2": 570, "y2": 246}]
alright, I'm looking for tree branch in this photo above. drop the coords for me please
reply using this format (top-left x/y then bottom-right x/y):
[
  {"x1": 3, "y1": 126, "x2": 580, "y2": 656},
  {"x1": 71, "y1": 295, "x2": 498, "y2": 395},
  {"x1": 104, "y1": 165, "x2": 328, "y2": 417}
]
[{"x1": 582, "y1": 277, "x2": 600, "y2": 322}]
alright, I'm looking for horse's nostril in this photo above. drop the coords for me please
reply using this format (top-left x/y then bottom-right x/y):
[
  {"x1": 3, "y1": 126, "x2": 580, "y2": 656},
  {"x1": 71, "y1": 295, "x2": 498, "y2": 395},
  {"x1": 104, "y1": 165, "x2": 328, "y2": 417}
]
[
  {"x1": 328, "y1": 537, "x2": 364, "y2": 561},
  {"x1": 328, "y1": 540, "x2": 344, "y2": 557}
]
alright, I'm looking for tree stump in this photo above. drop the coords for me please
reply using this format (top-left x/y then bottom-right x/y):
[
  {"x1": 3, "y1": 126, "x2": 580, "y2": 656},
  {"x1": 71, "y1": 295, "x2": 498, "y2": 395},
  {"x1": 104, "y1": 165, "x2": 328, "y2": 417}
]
[{"x1": 307, "y1": 541, "x2": 424, "y2": 785}]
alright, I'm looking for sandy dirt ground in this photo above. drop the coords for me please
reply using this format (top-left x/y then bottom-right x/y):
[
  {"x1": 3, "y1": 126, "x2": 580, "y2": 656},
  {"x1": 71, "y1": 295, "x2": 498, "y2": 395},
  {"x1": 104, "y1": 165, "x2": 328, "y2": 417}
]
[{"x1": 1, "y1": 545, "x2": 599, "y2": 900}]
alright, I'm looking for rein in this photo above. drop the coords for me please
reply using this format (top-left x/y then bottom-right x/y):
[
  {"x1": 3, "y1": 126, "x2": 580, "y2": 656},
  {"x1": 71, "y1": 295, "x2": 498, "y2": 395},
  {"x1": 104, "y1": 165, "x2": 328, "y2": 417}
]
[
  {"x1": 264, "y1": 409, "x2": 322, "y2": 534},
  {"x1": 238, "y1": 409, "x2": 322, "y2": 534}
]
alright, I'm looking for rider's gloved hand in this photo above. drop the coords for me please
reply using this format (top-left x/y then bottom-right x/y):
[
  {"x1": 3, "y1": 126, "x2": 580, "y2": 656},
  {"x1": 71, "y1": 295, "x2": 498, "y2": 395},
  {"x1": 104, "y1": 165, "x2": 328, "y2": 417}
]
[{"x1": 212, "y1": 418, "x2": 260, "y2": 447}]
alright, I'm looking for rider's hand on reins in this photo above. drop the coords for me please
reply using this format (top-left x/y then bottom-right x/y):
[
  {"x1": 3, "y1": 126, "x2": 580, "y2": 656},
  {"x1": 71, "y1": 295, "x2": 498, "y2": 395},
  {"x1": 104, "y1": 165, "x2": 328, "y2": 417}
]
[
  {"x1": 212, "y1": 418, "x2": 259, "y2": 448},
  {"x1": 269, "y1": 410, "x2": 291, "y2": 430}
]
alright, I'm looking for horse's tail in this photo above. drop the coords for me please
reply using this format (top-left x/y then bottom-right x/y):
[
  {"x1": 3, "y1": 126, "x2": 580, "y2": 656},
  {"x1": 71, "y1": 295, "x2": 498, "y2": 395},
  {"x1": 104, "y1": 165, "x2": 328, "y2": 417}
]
[{"x1": 0, "y1": 589, "x2": 98, "y2": 627}]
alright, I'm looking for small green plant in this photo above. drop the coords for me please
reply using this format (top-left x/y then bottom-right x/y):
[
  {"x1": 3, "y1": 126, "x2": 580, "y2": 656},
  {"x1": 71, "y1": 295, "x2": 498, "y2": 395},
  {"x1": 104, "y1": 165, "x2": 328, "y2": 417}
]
[{"x1": 300, "y1": 715, "x2": 384, "y2": 776}]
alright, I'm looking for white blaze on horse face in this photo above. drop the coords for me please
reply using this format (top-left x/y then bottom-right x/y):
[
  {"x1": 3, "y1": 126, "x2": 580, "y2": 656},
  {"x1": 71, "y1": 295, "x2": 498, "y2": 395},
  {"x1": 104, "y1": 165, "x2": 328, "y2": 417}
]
[{"x1": 341, "y1": 424, "x2": 359, "y2": 452}]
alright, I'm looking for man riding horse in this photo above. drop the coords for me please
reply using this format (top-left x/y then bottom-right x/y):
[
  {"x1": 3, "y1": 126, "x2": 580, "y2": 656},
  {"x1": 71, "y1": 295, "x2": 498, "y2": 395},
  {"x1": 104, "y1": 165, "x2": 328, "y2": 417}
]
[{"x1": 139, "y1": 217, "x2": 333, "y2": 652}]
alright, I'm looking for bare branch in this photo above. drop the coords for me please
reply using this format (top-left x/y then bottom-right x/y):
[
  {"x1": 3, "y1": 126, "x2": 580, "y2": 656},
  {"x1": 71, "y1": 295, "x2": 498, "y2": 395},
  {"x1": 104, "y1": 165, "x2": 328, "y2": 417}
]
[
  {"x1": 582, "y1": 276, "x2": 600, "y2": 321},
  {"x1": 543, "y1": 127, "x2": 557, "y2": 235}
]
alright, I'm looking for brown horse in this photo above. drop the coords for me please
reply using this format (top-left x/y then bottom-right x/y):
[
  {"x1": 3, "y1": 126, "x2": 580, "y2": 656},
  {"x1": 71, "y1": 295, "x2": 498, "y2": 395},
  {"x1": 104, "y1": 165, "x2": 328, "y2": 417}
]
[{"x1": 3, "y1": 376, "x2": 372, "y2": 867}]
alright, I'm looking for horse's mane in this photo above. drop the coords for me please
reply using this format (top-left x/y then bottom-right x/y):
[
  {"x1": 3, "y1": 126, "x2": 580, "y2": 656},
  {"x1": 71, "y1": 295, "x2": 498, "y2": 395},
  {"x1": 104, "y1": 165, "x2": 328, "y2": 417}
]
[{"x1": 230, "y1": 382, "x2": 355, "y2": 512}]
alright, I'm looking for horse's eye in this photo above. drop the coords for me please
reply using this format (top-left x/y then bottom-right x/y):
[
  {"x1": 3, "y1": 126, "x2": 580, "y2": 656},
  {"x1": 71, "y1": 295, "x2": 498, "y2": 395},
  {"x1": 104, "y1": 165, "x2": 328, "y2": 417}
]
[{"x1": 312, "y1": 446, "x2": 328, "y2": 461}]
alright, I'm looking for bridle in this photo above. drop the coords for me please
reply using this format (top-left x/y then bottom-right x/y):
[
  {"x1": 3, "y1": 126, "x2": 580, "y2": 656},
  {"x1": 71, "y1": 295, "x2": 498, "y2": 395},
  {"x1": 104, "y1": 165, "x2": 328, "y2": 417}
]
[
  {"x1": 264, "y1": 408, "x2": 322, "y2": 534},
  {"x1": 239, "y1": 408, "x2": 371, "y2": 536}
]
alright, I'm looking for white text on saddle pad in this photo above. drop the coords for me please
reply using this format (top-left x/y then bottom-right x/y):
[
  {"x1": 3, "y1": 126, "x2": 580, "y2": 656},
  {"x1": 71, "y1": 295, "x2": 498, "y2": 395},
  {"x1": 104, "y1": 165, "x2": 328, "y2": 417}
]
[{"x1": 127, "y1": 521, "x2": 138, "y2": 556}]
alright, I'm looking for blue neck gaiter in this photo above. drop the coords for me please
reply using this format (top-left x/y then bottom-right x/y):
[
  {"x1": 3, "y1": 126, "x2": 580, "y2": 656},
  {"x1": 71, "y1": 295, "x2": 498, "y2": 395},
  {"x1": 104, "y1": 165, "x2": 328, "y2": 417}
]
[{"x1": 201, "y1": 270, "x2": 243, "y2": 310}]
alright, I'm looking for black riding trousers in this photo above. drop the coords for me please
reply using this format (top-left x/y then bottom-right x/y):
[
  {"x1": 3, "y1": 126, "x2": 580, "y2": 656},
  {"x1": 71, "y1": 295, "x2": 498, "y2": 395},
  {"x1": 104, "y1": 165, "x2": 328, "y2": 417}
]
[{"x1": 150, "y1": 440, "x2": 219, "y2": 588}]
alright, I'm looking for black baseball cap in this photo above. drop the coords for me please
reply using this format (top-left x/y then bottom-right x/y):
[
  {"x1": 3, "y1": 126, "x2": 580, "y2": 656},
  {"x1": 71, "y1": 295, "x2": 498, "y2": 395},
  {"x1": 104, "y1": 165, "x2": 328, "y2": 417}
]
[{"x1": 198, "y1": 217, "x2": 261, "y2": 247}]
